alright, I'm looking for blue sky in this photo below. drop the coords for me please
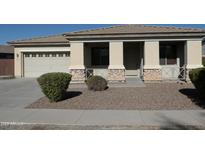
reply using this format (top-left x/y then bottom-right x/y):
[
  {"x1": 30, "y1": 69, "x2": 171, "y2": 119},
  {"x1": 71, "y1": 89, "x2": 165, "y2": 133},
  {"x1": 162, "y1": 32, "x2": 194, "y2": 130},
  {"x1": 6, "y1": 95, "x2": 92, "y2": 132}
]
[{"x1": 0, "y1": 24, "x2": 205, "y2": 44}]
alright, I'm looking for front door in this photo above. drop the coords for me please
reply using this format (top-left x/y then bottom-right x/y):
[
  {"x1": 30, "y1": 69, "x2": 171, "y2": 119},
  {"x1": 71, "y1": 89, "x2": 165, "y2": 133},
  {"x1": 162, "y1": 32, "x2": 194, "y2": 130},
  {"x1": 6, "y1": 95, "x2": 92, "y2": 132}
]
[{"x1": 124, "y1": 42, "x2": 141, "y2": 77}]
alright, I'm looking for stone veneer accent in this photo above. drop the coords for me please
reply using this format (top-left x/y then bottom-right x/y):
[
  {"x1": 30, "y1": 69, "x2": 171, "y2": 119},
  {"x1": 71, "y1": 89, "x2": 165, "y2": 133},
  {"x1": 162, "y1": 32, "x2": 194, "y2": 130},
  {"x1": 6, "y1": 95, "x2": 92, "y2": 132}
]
[
  {"x1": 143, "y1": 69, "x2": 162, "y2": 81},
  {"x1": 108, "y1": 69, "x2": 125, "y2": 81},
  {"x1": 70, "y1": 69, "x2": 85, "y2": 82}
]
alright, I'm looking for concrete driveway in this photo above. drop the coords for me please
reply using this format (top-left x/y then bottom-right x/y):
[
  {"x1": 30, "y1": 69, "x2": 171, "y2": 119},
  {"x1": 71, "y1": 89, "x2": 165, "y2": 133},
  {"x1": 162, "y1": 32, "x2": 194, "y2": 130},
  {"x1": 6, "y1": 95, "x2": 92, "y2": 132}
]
[{"x1": 0, "y1": 79, "x2": 43, "y2": 109}]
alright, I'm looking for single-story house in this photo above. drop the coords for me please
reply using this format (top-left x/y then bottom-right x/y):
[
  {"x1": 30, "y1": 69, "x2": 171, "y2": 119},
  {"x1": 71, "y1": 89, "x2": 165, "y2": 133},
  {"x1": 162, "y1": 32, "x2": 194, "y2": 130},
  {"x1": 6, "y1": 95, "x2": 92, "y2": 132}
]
[
  {"x1": 8, "y1": 25, "x2": 205, "y2": 82},
  {"x1": 0, "y1": 45, "x2": 14, "y2": 76}
]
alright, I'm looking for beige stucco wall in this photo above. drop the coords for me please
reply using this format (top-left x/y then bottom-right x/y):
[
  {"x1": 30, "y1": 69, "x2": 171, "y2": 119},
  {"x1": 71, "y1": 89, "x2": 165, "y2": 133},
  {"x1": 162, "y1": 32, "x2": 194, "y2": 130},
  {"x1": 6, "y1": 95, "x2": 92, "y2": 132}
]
[
  {"x1": 69, "y1": 42, "x2": 85, "y2": 69},
  {"x1": 14, "y1": 46, "x2": 70, "y2": 77},
  {"x1": 186, "y1": 40, "x2": 203, "y2": 69},
  {"x1": 14, "y1": 38, "x2": 204, "y2": 81},
  {"x1": 108, "y1": 41, "x2": 124, "y2": 69},
  {"x1": 14, "y1": 48, "x2": 22, "y2": 77},
  {"x1": 144, "y1": 41, "x2": 160, "y2": 69}
]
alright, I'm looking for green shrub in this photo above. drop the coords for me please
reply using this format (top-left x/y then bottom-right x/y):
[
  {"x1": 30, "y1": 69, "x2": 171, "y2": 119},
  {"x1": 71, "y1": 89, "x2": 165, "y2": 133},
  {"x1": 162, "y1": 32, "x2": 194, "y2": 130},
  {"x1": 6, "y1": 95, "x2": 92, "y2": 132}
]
[
  {"x1": 189, "y1": 68, "x2": 205, "y2": 98},
  {"x1": 37, "y1": 72, "x2": 72, "y2": 102},
  {"x1": 86, "y1": 75, "x2": 108, "y2": 91}
]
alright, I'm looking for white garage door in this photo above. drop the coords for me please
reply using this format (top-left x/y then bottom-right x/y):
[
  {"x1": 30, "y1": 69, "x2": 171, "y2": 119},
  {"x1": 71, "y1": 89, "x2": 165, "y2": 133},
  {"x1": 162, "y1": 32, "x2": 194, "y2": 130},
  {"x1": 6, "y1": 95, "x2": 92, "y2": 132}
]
[{"x1": 24, "y1": 52, "x2": 70, "y2": 77}]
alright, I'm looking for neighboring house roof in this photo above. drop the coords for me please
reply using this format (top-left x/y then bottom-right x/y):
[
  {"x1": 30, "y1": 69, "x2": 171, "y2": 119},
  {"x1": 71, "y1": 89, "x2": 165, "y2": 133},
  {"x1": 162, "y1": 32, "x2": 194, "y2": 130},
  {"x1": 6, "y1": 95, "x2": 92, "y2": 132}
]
[
  {"x1": 8, "y1": 25, "x2": 205, "y2": 45},
  {"x1": 0, "y1": 45, "x2": 14, "y2": 53},
  {"x1": 8, "y1": 35, "x2": 69, "y2": 46}
]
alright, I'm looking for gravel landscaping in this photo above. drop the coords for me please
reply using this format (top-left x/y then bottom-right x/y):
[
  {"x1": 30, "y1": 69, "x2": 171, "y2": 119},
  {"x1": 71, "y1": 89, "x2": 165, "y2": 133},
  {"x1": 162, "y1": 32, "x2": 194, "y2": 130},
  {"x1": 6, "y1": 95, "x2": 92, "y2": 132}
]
[{"x1": 26, "y1": 83, "x2": 205, "y2": 110}]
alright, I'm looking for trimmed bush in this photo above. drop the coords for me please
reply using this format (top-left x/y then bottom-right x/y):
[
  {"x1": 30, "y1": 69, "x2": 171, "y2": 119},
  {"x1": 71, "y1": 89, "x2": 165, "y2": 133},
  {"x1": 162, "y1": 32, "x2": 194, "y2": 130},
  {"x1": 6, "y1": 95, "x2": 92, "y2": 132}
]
[
  {"x1": 189, "y1": 68, "x2": 205, "y2": 98},
  {"x1": 37, "y1": 72, "x2": 72, "y2": 102},
  {"x1": 86, "y1": 75, "x2": 108, "y2": 91}
]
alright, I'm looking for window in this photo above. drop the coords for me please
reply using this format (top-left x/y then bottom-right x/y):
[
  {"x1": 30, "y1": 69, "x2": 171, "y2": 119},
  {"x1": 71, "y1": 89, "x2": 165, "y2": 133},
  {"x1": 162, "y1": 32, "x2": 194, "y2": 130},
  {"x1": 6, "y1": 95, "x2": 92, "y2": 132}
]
[
  {"x1": 65, "y1": 53, "x2": 69, "y2": 57},
  {"x1": 32, "y1": 54, "x2": 36, "y2": 57},
  {"x1": 45, "y1": 53, "x2": 50, "y2": 57},
  {"x1": 91, "y1": 47, "x2": 109, "y2": 66},
  {"x1": 59, "y1": 53, "x2": 63, "y2": 57},
  {"x1": 52, "y1": 53, "x2": 56, "y2": 57},
  {"x1": 25, "y1": 54, "x2": 30, "y2": 57},
  {"x1": 38, "y1": 53, "x2": 43, "y2": 57},
  {"x1": 160, "y1": 45, "x2": 177, "y2": 65}
]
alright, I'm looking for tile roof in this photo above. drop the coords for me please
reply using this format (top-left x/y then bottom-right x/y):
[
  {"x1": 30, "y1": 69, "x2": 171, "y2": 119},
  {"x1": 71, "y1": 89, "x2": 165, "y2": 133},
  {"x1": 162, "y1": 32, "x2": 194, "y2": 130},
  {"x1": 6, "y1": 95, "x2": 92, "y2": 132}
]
[
  {"x1": 8, "y1": 34, "x2": 68, "y2": 45},
  {"x1": 8, "y1": 25, "x2": 205, "y2": 45},
  {"x1": 64, "y1": 25, "x2": 205, "y2": 36},
  {"x1": 0, "y1": 45, "x2": 14, "y2": 53}
]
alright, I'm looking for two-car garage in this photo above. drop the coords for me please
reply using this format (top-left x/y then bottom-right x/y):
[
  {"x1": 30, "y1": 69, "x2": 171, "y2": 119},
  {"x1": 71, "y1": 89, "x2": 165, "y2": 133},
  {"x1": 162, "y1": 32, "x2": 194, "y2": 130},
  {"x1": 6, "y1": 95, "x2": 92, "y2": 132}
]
[
  {"x1": 9, "y1": 34, "x2": 71, "y2": 78},
  {"x1": 23, "y1": 52, "x2": 70, "y2": 77}
]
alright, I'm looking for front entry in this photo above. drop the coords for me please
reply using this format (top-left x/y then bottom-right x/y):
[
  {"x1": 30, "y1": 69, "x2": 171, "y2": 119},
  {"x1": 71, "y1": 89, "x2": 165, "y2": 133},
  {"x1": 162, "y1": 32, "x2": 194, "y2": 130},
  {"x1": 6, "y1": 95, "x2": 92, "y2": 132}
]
[{"x1": 123, "y1": 42, "x2": 143, "y2": 78}]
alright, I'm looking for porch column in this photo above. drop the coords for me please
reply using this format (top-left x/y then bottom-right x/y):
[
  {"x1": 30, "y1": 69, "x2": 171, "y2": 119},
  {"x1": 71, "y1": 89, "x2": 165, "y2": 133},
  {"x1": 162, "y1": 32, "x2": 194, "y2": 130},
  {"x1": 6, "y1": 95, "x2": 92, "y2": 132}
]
[
  {"x1": 143, "y1": 41, "x2": 161, "y2": 81},
  {"x1": 186, "y1": 40, "x2": 203, "y2": 69},
  {"x1": 69, "y1": 42, "x2": 85, "y2": 82},
  {"x1": 185, "y1": 40, "x2": 203, "y2": 80},
  {"x1": 108, "y1": 41, "x2": 125, "y2": 81},
  {"x1": 14, "y1": 48, "x2": 22, "y2": 78}
]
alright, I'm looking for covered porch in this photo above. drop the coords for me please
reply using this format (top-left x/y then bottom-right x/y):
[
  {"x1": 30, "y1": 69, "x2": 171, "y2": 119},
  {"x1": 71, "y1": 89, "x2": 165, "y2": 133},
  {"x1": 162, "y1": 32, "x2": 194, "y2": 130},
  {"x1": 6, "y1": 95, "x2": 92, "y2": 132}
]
[
  {"x1": 83, "y1": 42, "x2": 144, "y2": 80},
  {"x1": 69, "y1": 40, "x2": 202, "y2": 83}
]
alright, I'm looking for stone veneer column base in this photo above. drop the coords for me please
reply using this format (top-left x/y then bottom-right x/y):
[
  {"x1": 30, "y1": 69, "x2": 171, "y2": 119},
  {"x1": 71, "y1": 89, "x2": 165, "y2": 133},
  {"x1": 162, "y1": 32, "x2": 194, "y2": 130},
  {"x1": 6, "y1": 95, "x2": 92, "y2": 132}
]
[
  {"x1": 108, "y1": 69, "x2": 125, "y2": 82},
  {"x1": 69, "y1": 69, "x2": 85, "y2": 83},
  {"x1": 143, "y1": 69, "x2": 162, "y2": 82}
]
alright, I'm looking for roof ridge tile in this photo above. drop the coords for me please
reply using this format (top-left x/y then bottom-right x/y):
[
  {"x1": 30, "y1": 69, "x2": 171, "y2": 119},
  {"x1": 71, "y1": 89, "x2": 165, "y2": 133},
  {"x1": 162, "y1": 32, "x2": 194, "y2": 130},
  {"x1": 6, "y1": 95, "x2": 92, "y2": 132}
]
[{"x1": 68, "y1": 24, "x2": 125, "y2": 34}]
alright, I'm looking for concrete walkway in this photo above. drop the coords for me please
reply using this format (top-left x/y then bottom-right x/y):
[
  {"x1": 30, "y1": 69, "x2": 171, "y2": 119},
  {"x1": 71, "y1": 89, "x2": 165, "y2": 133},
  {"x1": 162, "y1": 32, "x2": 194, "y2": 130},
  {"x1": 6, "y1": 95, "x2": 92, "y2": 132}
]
[{"x1": 0, "y1": 109, "x2": 205, "y2": 129}]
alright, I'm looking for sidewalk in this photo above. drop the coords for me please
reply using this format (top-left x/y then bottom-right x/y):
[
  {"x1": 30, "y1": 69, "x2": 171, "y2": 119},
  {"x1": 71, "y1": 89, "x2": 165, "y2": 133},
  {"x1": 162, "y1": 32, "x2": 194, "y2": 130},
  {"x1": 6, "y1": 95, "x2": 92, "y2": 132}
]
[{"x1": 0, "y1": 109, "x2": 205, "y2": 129}]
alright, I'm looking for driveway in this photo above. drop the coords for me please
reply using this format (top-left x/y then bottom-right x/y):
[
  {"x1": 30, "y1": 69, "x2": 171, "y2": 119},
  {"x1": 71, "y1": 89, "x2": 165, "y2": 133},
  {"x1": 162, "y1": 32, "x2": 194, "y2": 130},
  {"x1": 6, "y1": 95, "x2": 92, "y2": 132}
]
[{"x1": 0, "y1": 79, "x2": 43, "y2": 109}]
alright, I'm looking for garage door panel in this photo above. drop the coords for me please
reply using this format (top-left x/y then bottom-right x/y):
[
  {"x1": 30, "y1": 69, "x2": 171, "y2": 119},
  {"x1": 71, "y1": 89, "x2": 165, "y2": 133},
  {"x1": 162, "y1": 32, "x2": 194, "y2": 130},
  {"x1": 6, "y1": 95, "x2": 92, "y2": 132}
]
[{"x1": 24, "y1": 52, "x2": 70, "y2": 77}]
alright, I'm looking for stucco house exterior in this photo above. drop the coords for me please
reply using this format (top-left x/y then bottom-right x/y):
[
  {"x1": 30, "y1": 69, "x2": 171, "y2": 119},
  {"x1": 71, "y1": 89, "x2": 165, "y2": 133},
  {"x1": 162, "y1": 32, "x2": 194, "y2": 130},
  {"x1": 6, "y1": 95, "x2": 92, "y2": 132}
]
[{"x1": 8, "y1": 25, "x2": 205, "y2": 82}]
